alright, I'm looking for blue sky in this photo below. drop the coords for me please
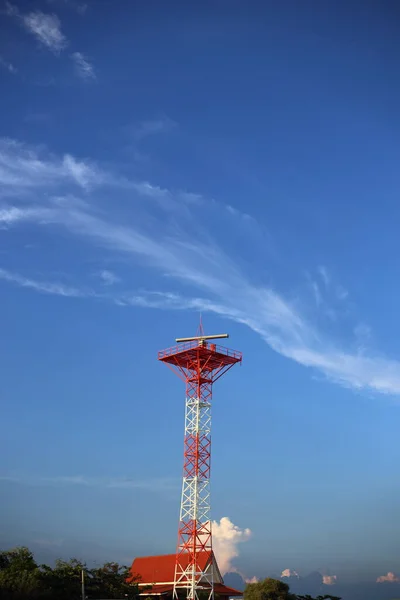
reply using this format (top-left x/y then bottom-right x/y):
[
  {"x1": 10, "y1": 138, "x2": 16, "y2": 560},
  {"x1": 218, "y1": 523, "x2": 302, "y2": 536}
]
[{"x1": 1, "y1": 0, "x2": 400, "y2": 586}]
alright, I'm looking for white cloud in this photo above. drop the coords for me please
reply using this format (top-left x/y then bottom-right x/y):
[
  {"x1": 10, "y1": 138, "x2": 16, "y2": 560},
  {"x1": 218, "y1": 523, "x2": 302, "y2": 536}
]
[
  {"x1": 98, "y1": 270, "x2": 120, "y2": 286},
  {"x1": 322, "y1": 575, "x2": 337, "y2": 585},
  {"x1": 281, "y1": 569, "x2": 299, "y2": 578},
  {"x1": 62, "y1": 154, "x2": 98, "y2": 187},
  {"x1": 0, "y1": 267, "x2": 199, "y2": 309},
  {"x1": 245, "y1": 576, "x2": 259, "y2": 584},
  {"x1": 0, "y1": 55, "x2": 17, "y2": 73},
  {"x1": 4, "y1": 138, "x2": 400, "y2": 397},
  {"x1": 71, "y1": 52, "x2": 96, "y2": 81},
  {"x1": 377, "y1": 572, "x2": 400, "y2": 583},
  {"x1": 307, "y1": 268, "x2": 348, "y2": 314},
  {"x1": 132, "y1": 181, "x2": 169, "y2": 198},
  {"x1": 5, "y1": 195, "x2": 400, "y2": 396},
  {"x1": 0, "y1": 206, "x2": 44, "y2": 226},
  {"x1": 22, "y1": 10, "x2": 67, "y2": 54},
  {"x1": 0, "y1": 268, "x2": 90, "y2": 298},
  {"x1": 131, "y1": 181, "x2": 205, "y2": 217},
  {"x1": 212, "y1": 517, "x2": 251, "y2": 575},
  {"x1": 0, "y1": 138, "x2": 190, "y2": 200},
  {"x1": 0, "y1": 138, "x2": 100, "y2": 191}
]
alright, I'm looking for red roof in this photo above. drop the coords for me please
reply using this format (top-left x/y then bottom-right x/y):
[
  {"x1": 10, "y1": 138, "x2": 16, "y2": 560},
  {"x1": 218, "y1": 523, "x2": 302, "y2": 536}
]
[
  {"x1": 129, "y1": 553, "x2": 242, "y2": 597},
  {"x1": 130, "y1": 552, "x2": 211, "y2": 584}
]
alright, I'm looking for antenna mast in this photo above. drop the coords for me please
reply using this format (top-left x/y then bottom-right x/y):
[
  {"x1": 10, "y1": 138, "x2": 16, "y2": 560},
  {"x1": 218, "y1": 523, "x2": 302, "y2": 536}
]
[{"x1": 158, "y1": 324, "x2": 242, "y2": 600}]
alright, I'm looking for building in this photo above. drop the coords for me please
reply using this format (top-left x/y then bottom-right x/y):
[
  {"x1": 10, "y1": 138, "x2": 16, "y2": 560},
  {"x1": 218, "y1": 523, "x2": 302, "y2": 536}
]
[{"x1": 129, "y1": 551, "x2": 243, "y2": 600}]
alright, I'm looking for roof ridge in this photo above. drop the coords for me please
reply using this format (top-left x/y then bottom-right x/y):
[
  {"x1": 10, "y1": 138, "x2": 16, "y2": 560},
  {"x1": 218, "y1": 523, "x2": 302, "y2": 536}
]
[{"x1": 133, "y1": 551, "x2": 212, "y2": 561}]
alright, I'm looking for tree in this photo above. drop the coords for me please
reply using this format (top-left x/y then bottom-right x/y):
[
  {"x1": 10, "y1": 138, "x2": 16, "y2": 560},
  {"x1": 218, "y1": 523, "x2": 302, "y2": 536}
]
[
  {"x1": 40, "y1": 557, "x2": 88, "y2": 600},
  {"x1": 244, "y1": 578, "x2": 296, "y2": 600},
  {"x1": 244, "y1": 579, "x2": 341, "y2": 600},
  {"x1": 41, "y1": 557, "x2": 140, "y2": 600},
  {"x1": 89, "y1": 561, "x2": 139, "y2": 599},
  {"x1": 0, "y1": 547, "x2": 42, "y2": 599},
  {"x1": 0, "y1": 547, "x2": 140, "y2": 600}
]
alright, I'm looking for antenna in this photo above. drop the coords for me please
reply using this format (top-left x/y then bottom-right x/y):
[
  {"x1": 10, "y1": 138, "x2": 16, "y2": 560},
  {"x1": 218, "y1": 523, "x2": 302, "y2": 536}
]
[{"x1": 175, "y1": 333, "x2": 229, "y2": 343}]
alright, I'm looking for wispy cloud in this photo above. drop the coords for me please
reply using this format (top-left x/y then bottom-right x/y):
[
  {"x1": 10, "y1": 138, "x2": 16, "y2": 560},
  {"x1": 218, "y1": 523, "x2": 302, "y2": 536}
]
[
  {"x1": 0, "y1": 474, "x2": 179, "y2": 493},
  {"x1": 0, "y1": 268, "x2": 91, "y2": 298},
  {"x1": 132, "y1": 117, "x2": 177, "y2": 141},
  {"x1": 0, "y1": 138, "x2": 195, "y2": 203},
  {"x1": 71, "y1": 52, "x2": 96, "y2": 81},
  {"x1": 0, "y1": 205, "x2": 65, "y2": 233},
  {"x1": 6, "y1": 3, "x2": 68, "y2": 54},
  {"x1": 310, "y1": 280, "x2": 322, "y2": 308},
  {"x1": 3, "y1": 138, "x2": 400, "y2": 397},
  {"x1": 0, "y1": 138, "x2": 102, "y2": 191},
  {"x1": 6, "y1": 3, "x2": 92, "y2": 80},
  {"x1": 0, "y1": 267, "x2": 193, "y2": 308},
  {"x1": 98, "y1": 270, "x2": 120, "y2": 286},
  {"x1": 23, "y1": 11, "x2": 67, "y2": 54},
  {"x1": 0, "y1": 55, "x2": 17, "y2": 74},
  {"x1": 318, "y1": 265, "x2": 330, "y2": 287},
  {"x1": 307, "y1": 268, "x2": 348, "y2": 319}
]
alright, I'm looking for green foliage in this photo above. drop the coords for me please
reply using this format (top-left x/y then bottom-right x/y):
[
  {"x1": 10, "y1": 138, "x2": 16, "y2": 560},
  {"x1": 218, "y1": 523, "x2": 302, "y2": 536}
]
[
  {"x1": 0, "y1": 547, "x2": 140, "y2": 600},
  {"x1": 40, "y1": 558, "x2": 88, "y2": 600},
  {"x1": 244, "y1": 579, "x2": 341, "y2": 600},
  {"x1": 0, "y1": 547, "x2": 43, "y2": 599},
  {"x1": 90, "y1": 562, "x2": 139, "y2": 599},
  {"x1": 244, "y1": 578, "x2": 296, "y2": 600}
]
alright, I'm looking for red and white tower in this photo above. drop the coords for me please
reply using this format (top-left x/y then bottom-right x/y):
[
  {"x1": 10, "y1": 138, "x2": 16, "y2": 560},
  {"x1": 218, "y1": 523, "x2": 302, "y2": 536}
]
[{"x1": 158, "y1": 325, "x2": 242, "y2": 600}]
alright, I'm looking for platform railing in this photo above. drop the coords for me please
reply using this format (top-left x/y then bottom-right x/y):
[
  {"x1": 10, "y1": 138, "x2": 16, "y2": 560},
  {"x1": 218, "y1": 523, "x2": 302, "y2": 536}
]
[{"x1": 158, "y1": 341, "x2": 242, "y2": 361}]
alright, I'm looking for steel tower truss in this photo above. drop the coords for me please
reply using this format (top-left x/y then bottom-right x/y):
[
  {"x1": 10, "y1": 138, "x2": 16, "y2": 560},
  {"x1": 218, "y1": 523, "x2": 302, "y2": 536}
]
[{"x1": 158, "y1": 332, "x2": 242, "y2": 600}]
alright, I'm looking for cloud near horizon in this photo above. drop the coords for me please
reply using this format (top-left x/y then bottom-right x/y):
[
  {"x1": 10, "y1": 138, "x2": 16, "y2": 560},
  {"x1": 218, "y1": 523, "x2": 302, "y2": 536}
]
[
  {"x1": 1, "y1": 137, "x2": 400, "y2": 396},
  {"x1": 212, "y1": 517, "x2": 252, "y2": 576},
  {"x1": 322, "y1": 575, "x2": 337, "y2": 585},
  {"x1": 376, "y1": 572, "x2": 400, "y2": 583},
  {"x1": 281, "y1": 569, "x2": 299, "y2": 578}
]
